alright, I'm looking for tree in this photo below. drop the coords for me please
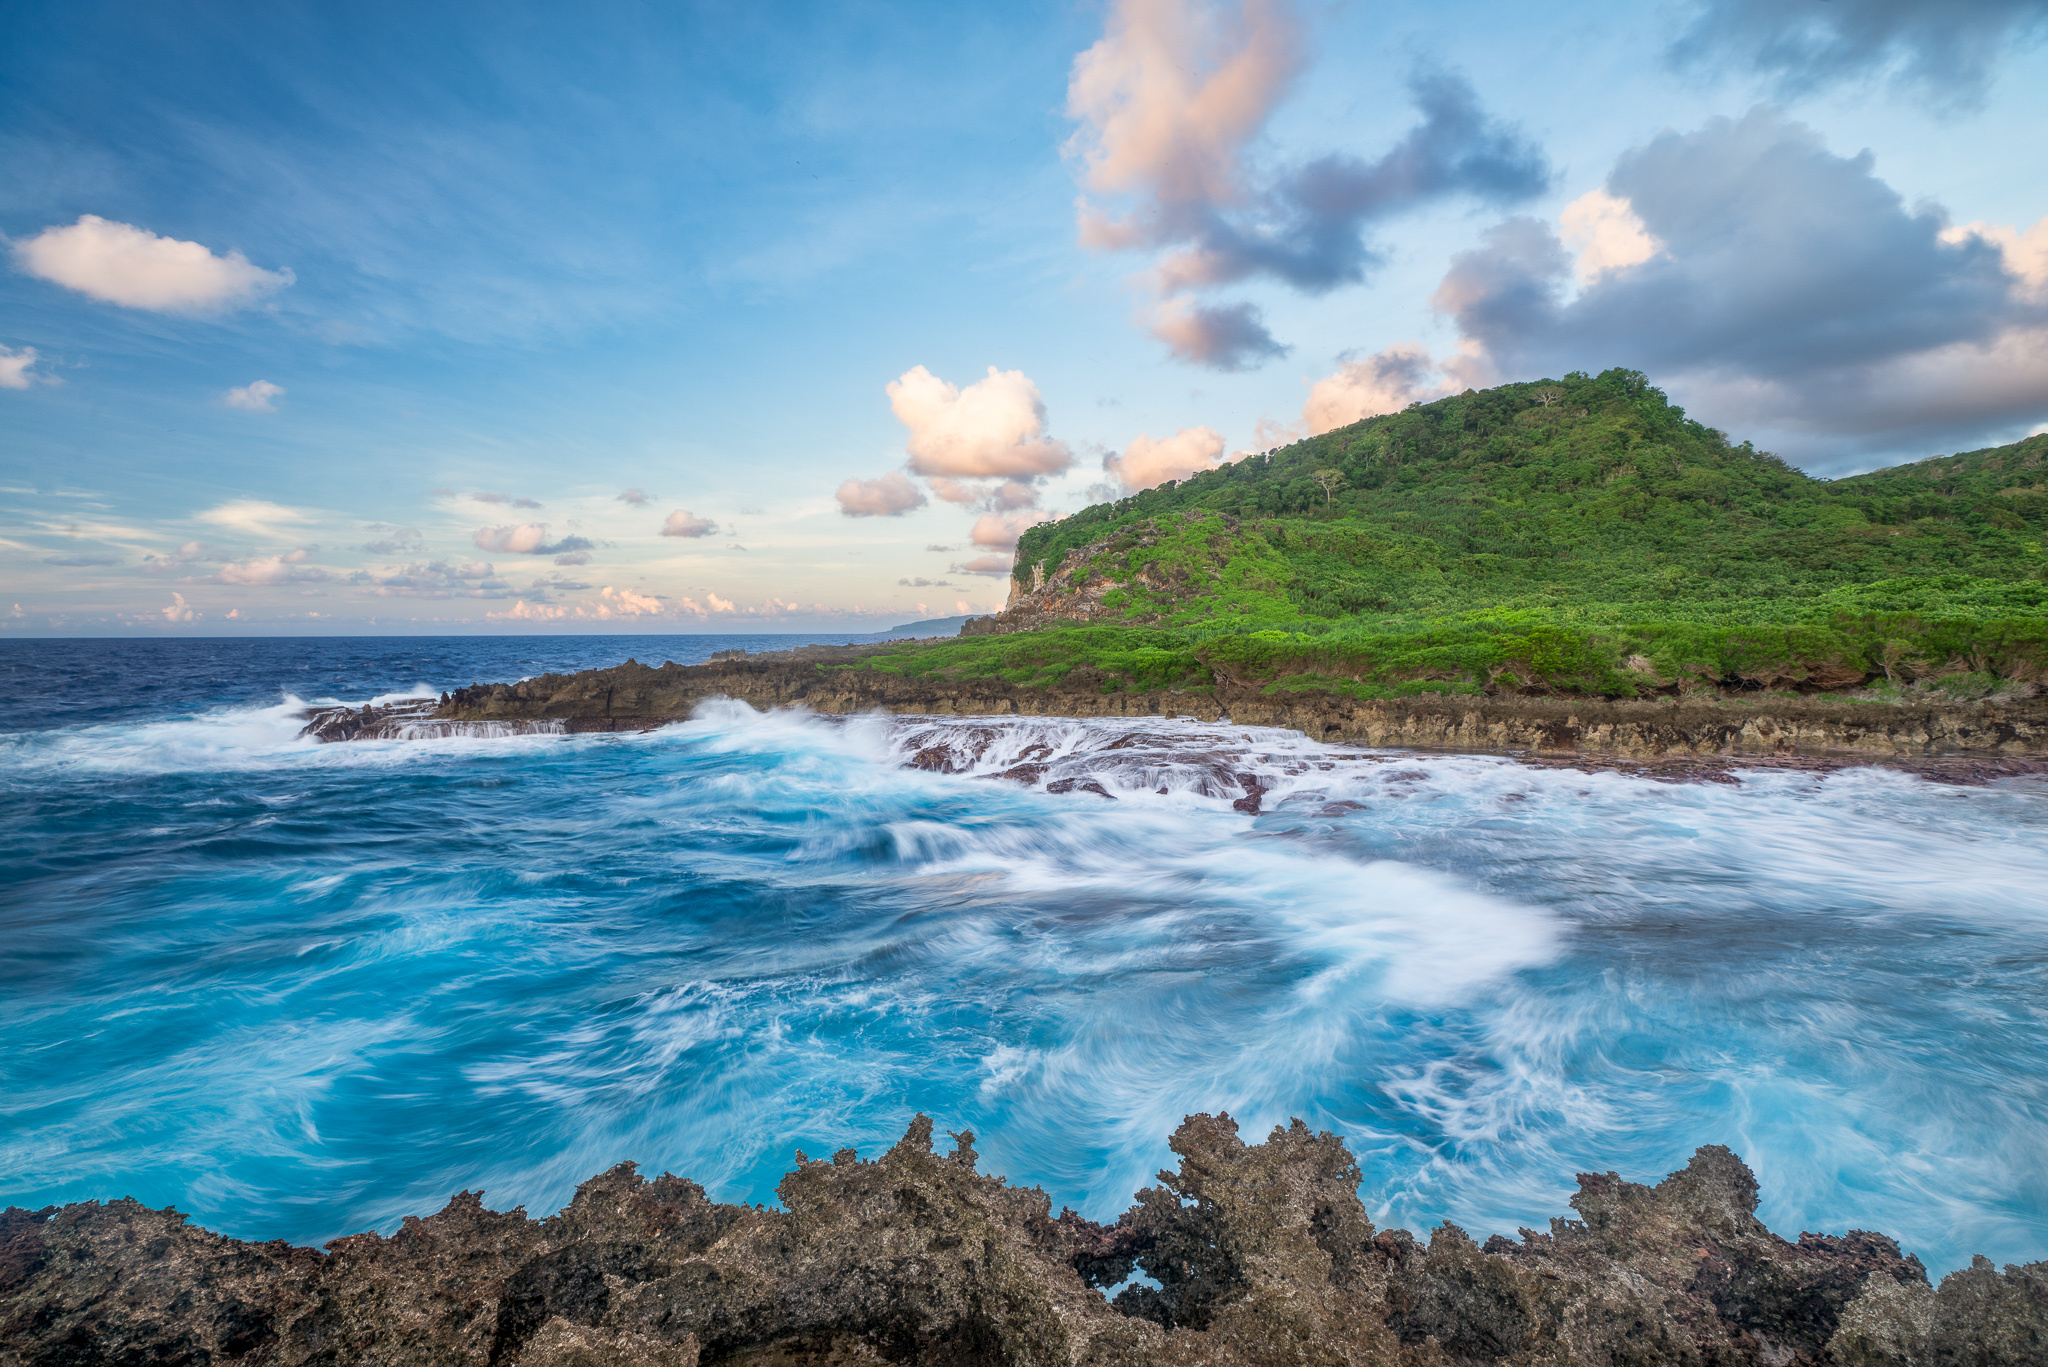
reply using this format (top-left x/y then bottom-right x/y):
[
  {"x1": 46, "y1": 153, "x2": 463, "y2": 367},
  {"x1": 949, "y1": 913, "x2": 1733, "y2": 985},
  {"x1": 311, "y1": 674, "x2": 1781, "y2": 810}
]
[
  {"x1": 1312, "y1": 468, "x2": 1347, "y2": 505},
  {"x1": 1534, "y1": 387, "x2": 1563, "y2": 407}
]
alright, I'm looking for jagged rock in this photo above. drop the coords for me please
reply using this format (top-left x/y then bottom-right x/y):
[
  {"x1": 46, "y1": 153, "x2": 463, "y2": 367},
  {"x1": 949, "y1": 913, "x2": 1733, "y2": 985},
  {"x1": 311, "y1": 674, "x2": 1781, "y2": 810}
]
[{"x1": 5, "y1": 1117, "x2": 2041, "y2": 1366}]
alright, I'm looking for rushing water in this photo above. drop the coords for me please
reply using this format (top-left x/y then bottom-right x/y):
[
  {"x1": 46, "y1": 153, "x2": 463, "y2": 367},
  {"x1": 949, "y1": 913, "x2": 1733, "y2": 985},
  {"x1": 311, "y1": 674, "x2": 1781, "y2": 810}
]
[{"x1": 2, "y1": 636, "x2": 2045, "y2": 1276}]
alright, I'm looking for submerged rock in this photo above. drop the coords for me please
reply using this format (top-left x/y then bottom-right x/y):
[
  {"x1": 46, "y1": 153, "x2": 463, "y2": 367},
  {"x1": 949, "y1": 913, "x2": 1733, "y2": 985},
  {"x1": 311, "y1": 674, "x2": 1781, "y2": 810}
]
[{"x1": 2, "y1": 1115, "x2": 2041, "y2": 1365}]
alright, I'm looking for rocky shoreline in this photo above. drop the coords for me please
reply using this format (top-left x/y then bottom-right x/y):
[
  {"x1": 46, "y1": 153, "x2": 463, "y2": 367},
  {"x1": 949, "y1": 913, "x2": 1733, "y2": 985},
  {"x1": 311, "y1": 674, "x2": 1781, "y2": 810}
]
[
  {"x1": 6, "y1": 1115, "x2": 2045, "y2": 1366},
  {"x1": 297, "y1": 647, "x2": 2048, "y2": 785}
]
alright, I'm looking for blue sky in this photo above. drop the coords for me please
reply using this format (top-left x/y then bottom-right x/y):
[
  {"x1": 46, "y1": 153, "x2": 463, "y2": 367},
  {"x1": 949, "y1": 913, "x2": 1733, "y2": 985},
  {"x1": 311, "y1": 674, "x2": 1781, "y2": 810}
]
[{"x1": 4, "y1": 0, "x2": 2046, "y2": 634}]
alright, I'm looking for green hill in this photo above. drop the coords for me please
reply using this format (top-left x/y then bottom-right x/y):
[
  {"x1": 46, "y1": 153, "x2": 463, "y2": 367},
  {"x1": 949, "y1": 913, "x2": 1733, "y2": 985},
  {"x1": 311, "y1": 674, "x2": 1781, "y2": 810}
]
[{"x1": 865, "y1": 369, "x2": 2046, "y2": 703}]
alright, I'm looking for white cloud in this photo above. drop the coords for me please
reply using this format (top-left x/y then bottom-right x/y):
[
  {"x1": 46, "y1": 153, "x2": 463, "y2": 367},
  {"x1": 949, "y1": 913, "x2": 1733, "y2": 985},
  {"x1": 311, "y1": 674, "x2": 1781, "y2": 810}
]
[
  {"x1": 887, "y1": 365, "x2": 1073, "y2": 479},
  {"x1": 223, "y1": 380, "x2": 284, "y2": 412},
  {"x1": 1067, "y1": 0, "x2": 1302, "y2": 236},
  {"x1": 161, "y1": 592, "x2": 199, "y2": 623},
  {"x1": 1106, "y1": 425, "x2": 1229, "y2": 490},
  {"x1": 1941, "y1": 214, "x2": 2048, "y2": 301},
  {"x1": 195, "y1": 499, "x2": 314, "y2": 540},
  {"x1": 1559, "y1": 189, "x2": 1662, "y2": 284},
  {"x1": 616, "y1": 488, "x2": 651, "y2": 506},
  {"x1": 487, "y1": 600, "x2": 569, "y2": 622},
  {"x1": 0, "y1": 345, "x2": 56, "y2": 390},
  {"x1": 1302, "y1": 343, "x2": 1447, "y2": 434},
  {"x1": 213, "y1": 549, "x2": 324, "y2": 586},
  {"x1": 473, "y1": 523, "x2": 549, "y2": 553},
  {"x1": 15, "y1": 215, "x2": 293, "y2": 313},
  {"x1": 835, "y1": 471, "x2": 928, "y2": 517},
  {"x1": 660, "y1": 509, "x2": 718, "y2": 537},
  {"x1": 706, "y1": 592, "x2": 735, "y2": 612},
  {"x1": 598, "y1": 585, "x2": 664, "y2": 615},
  {"x1": 952, "y1": 555, "x2": 1013, "y2": 576},
  {"x1": 969, "y1": 509, "x2": 1047, "y2": 550}
]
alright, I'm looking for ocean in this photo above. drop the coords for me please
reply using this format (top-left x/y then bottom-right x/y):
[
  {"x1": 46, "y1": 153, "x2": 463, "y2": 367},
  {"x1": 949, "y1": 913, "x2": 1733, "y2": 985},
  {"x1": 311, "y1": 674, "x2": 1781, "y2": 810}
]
[{"x1": 2, "y1": 635, "x2": 2044, "y2": 1276}]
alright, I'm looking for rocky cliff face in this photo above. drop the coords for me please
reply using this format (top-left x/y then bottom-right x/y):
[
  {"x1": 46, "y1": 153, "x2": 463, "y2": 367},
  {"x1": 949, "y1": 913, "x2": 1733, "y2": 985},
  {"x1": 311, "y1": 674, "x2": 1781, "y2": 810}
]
[
  {"x1": 3, "y1": 1115, "x2": 2041, "y2": 1366},
  {"x1": 303, "y1": 651, "x2": 2048, "y2": 768}
]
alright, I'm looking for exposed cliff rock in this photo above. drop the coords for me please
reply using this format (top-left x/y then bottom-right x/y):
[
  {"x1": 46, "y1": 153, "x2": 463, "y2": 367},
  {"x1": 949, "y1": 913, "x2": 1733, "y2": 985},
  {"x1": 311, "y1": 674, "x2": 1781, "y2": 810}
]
[
  {"x1": 302, "y1": 651, "x2": 2048, "y2": 770},
  {"x1": 4, "y1": 1116, "x2": 2042, "y2": 1366}
]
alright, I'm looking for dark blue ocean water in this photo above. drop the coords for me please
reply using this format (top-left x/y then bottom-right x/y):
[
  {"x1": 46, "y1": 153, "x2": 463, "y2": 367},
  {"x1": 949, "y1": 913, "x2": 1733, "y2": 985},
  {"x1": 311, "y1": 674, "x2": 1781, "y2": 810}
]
[{"x1": 3, "y1": 635, "x2": 2046, "y2": 1275}]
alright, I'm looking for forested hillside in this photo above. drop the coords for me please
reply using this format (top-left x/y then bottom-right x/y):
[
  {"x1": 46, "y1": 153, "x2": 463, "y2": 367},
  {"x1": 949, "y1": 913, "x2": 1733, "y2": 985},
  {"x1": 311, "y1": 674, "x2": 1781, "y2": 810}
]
[{"x1": 868, "y1": 370, "x2": 2046, "y2": 702}]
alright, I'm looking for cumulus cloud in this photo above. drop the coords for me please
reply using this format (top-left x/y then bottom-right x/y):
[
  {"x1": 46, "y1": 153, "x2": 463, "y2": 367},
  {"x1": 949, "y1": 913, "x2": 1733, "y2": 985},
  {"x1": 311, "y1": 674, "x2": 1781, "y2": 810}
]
[
  {"x1": 1106, "y1": 425, "x2": 1230, "y2": 490},
  {"x1": 836, "y1": 471, "x2": 927, "y2": 517},
  {"x1": 660, "y1": 509, "x2": 718, "y2": 537},
  {"x1": 888, "y1": 365, "x2": 1073, "y2": 480},
  {"x1": 213, "y1": 548, "x2": 326, "y2": 586},
  {"x1": 161, "y1": 592, "x2": 199, "y2": 623},
  {"x1": 473, "y1": 524, "x2": 593, "y2": 556},
  {"x1": 952, "y1": 554, "x2": 1015, "y2": 576},
  {"x1": 706, "y1": 592, "x2": 735, "y2": 612},
  {"x1": 1303, "y1": 343, "x2": 1447, "y2": 434},
  {"x1": 1426, "y1": 107, "x2": 2048, "y2": 461},
  {"x1": 195, "y1": 499, "x2": 313, "y2": 540},
  {"x1": 1668, "y1": 0, "x2": 2048, "y2": 107},
  {"x1": 0, "y1": 345, "x2": 56, "y2": 390},
  {"x1": 223, "y1": 380, "x2": 284, "y2": 412},
  {"x1": 1148, "y1": 297, "x2": 1287, "y2": 370},
  {"x1": 599, "y1": 585, "x2": 664, "y2": 615},
  {"x1": 1943, "y1": 215, "x2": 2048, "y2": 300},
  {"x1": 1558, "y1": 190, "x2": 1662, "y2": 284},
  {"x1": 487, "y1": 600, "x2": 568, "y2": 622},
  {"x1": 1067, "y1": 0, "x2": 1548, "y2": 368},
  {"x1": 473, "y1": 491, "x2": 542, "y2": 508},
  {"x1": 15, "y1": 216, "x2": 293, "y2": 313},
  {"x1": 969, "y1": 509, "x2": 1048, "y2": 550},
  {"x1": 615, "y1": 488, "x2": 651, "y2": 506}
]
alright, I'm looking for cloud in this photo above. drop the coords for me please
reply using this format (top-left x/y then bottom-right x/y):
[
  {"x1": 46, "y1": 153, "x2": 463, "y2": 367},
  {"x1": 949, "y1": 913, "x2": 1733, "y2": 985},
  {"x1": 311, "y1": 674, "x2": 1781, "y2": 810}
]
[
  {"x1": 14, "y1": 215, "x2": 293, "y2": 313},
  {"x1": 887, "y1": 365, "x2": 1073, "y2": 479},
  {"x1": 161, "y1": 592, "x2": 199, "y2": 623},
  {"x1": 1067, "y1": 1, "x2": 1548, "y2": 366},
  {"x1": 706, "y1": 592, "x2": 735, "y2": 612},
  {"x1": 1943, "y1": 215, "x2": 2048, "y2": 301},
  {"x1": 195, "y1": 499, "x2": 314, "y2": 539},
  {"x1": 1148, "y1": 297, "x2": 1288, "y2": 370},
  {"x1": 473, "y1": 524, "x2": 593, "y2": 556},
  {"x1": 836, "y1": 471, "x2": 928, "y2": 517},
  {"x1": 1668, "y1": 0, "x2": 2048, "y2": 108},
  {"x1": 473, "y1": 491, "x2": 542, "y2": 508},
  {"x1": 554, "y1": 551, "x2": 591, "y2": 566},
  {"x1": 213, "y1": 548, "x2": 326, "y2": 586},
  {"x1": 1107, "y1": 425, "x2": 1230, "y2": 490},
  {"x1": 1558, "y1": 190, "x2": 1662, "y2": 284},
  {"x1": 597, "y1": 585, "x2": 664, "y2": 616},
  {"x1": 223, "y1": 380, "x2": 284, "y2": 412},
  {"x1": 44, "y1": 552, "x2": 119, "y2": 566},
  {"x1": 360, "y1": 526, "x2": 424, "y2": 555},
  {"x1": 487, "y1": 600, "x2": 569, "y2": 622},
  {"x1": 898, "y1": 577, "x2": 954, "y2": 587},
  {"x1": 1303, "y1": 343, "x2": 1446, "y2": 434},
  {"x1": 969, "y1": 509, "x2": 1047, "y2": 549},
  {"x1": 951, "y1": 554, "x2": 1014, "y2": 576},
  {"x1": 615, "y1": 488, "x2": 651, "y2": 506},
  {"x1": 0, "y1": 345, "x2": 56, "y2": 390},
  {"x1": 660, "y1": 508, "x2": 718, "y2": 537},
  {"x1": 1426, "y1": 107, "x2": 2048, "y2": 460},
  {"x1": 358, "y1": 560, "x2": 508, "y2": 598}
]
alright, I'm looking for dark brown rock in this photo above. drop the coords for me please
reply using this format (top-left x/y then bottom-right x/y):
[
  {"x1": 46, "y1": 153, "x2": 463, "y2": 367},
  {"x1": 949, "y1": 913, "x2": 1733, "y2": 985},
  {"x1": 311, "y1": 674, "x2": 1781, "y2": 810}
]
[{"x1": 5, "y1": 1117, "x2": 2042, "y2": 1366}]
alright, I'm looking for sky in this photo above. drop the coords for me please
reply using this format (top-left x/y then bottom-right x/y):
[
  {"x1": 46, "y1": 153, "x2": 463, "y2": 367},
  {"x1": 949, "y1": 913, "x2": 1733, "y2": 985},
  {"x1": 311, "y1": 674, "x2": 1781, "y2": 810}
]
[{"x1": 3, "y1": 0, "x2": 2046, "y2": 635}]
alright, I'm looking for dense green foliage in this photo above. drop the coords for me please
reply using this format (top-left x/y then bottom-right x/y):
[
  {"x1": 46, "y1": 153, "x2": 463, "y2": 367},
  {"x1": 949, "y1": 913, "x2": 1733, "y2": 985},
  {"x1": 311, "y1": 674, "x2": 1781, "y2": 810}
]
[{"x1": 910, "y1": 370, "x2": 2047, "y2": 699}]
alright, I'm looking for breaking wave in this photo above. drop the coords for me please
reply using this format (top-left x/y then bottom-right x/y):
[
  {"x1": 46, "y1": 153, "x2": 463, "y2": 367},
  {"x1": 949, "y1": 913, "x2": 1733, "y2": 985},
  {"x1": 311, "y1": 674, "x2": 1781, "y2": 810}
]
[{"x1": 2, "y1": 683, "x2": 2045, "y2": 1277}]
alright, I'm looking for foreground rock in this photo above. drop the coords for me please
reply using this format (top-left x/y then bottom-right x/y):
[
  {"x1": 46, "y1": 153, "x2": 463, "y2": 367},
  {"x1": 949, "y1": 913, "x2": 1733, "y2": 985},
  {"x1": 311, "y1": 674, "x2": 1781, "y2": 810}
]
[{"x1": 3, "y1": 1116, "x2": 2042, "y2": 1366}]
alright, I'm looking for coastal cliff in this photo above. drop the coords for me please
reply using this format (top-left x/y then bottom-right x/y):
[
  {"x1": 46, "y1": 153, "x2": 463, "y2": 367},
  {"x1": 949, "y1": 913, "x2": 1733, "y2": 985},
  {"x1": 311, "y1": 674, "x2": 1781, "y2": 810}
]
[
  {"x1": 301, "y1": 647, "x2": 2048, "y2": 773},
  {"x1": 5, "y1": 1114, "x2": 2043, "y2": 1366}
]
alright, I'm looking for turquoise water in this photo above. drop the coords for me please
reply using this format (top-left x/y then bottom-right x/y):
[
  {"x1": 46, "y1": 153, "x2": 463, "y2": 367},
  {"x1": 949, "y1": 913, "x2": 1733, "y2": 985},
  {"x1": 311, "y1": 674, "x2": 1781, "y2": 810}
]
[{"x1": 2, "y1": 637, "x2": 2045, "y2": 1274}]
